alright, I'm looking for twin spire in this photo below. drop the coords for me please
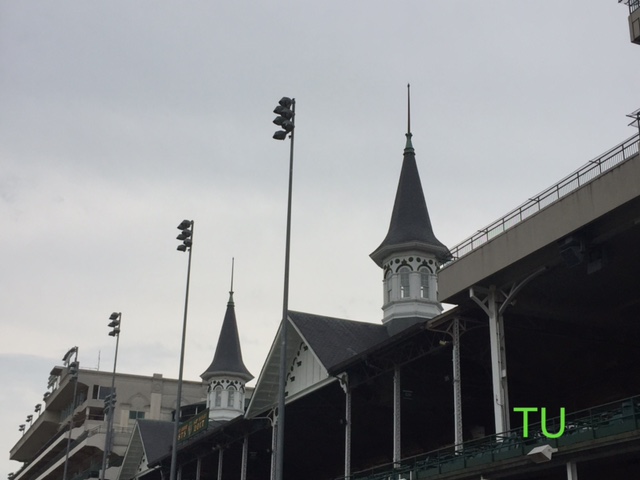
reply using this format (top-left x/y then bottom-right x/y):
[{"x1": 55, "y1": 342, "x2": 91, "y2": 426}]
[
  {"x1": 370, "y1": 84, "x2": 450, "y2": 267},
  {"x1": 201, "y1": 259, "x2": 253, "y2": 383}
]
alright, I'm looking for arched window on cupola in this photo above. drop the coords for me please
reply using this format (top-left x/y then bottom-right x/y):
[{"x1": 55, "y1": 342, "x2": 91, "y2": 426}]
[
  {"x1": 385, "y1": 269, "x2": 392, "y2": 303},
  {"x1": 420, "y1": 267, "x2": 430, "y2": 299},
  {"x1": 399, "y1": 266, "x2": 411, "y2": 298},
  {"x1": 214, "y1": 385, "x2": 223, "y2": 407},
  {"x1": 227, "y1": 386, "x2": 236, "y2": 408}
]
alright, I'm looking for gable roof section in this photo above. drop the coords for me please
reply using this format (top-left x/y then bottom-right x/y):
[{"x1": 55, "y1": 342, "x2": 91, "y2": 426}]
[
  {"x1": 246, "y1": 311, "x2": 388, "y2": 418},
  {"x1": 288, "y1": 311, "x2": 389, "y2": 370},
  {"x1": 138, "y1": 420, "x2": 174, "y2": 465}
]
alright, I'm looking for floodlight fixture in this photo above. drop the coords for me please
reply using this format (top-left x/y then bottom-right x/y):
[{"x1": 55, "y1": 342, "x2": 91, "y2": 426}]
[
  {"x1": 274, "y1": 105, "x2": 293, "y2": 119},
  {"x1": 177, "y1": 219, "x2": 192, "y2": 231},
  {"x1": 273, "y1": 130, "x2": 288, "y2": 140},
  {"x1": 176, "y1": 221, "x2": 193, "y2": 252},
  {"x1": 272, "y1": 96, "x2": 295, "y2": 141},
  {"x1": 527, "y1": 444, "x2": 558, "y2": 463},
  {"x1": 19, "y1": 424, "x2": 25, "y2": 433},
  {"x1": 35, "y1": 404, "x2": 42, "y2": 413},
  {"x1": 278, "y1": 96, "x2": 293, "y2": 108}
]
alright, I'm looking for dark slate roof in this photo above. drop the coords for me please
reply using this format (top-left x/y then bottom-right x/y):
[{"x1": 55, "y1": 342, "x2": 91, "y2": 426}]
[
  {"x1": 370, "y1": 134, "x2": 451, "y2": 266},
  {"x1": 201, "y1": 293, "x2": 253, "y2": 382},
  {"x1": 137, "y1": 420, "x2": 174, "y2": 465},
  {"x1": 288, "y1": 311, "x2": 390, "y2": 370}
]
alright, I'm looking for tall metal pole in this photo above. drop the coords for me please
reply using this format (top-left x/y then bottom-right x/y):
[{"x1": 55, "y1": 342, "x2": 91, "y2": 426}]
[
  {"x1": 62, "y1": 347, "x2": 79, "y2": 480},
  {"x1": 170, "y1": 220, "x2": 195, "y2": 480},
  {"x1": 275, "y1": 98, "x2": 295, "y2": 480},
  {"x1": 101, "y1": 313, "x2": 121, "y2": 480}
]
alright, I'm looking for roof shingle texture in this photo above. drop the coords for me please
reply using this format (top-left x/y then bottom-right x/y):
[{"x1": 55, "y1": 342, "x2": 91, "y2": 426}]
[{"x1": 288, "y1": 311, "x2": 389, "y2": 370}]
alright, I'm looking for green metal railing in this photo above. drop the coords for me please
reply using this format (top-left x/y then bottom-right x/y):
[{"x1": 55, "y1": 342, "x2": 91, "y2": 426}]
[{"x1": 346, "y1": 395, "x2": 640, "y2": 480}]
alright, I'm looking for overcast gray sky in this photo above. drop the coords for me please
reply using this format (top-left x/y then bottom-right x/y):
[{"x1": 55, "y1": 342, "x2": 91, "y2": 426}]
[{"x1": 1, "y1": 1, "x2": 638, "y2": 475}]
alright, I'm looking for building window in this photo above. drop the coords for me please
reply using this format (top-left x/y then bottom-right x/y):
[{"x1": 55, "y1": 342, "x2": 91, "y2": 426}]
[
  {"x1": 420, "y1": 268, "x2": 430, "y2": 299},
  {"x1": 385, "y1": 270, "x2": 392, "y2": 303},
  {"x1": 93, "y1": 386, "x2": 114, "y2": 400},
  {"x1": 399, "y1": 267, "x2": 410, "y2": 298},
  {"x1": 129, "y1": 410, "x2": 145, "y2": 421},
  {"x1": 228, "y1": 387, "x2": 236, "y2": 408},
  {"x1": 214, "y1": 386, "x2": 222, "y2": 407}
]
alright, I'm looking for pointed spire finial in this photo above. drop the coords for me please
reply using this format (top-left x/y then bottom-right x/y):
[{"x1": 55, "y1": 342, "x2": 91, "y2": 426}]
[
  {"x1": 405, "y1": 83, "x2": 414, "y2": 152},
  {"x1": 407, "y1": 83, "x2": 411, "y2": 134},
  {"x1": 228, "y1": 258, "x2": 235, "y2": 305}
]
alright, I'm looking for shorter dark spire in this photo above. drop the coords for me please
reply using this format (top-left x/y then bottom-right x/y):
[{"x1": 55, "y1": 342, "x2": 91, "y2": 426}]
[{"x1": 201, "y1": 261, "x2": 253, "y2": 382}]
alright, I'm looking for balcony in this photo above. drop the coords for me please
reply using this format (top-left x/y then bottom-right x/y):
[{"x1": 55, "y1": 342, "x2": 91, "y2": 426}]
[{"x1": 345, "y1": 395, "x2": 640, "y2": 480}]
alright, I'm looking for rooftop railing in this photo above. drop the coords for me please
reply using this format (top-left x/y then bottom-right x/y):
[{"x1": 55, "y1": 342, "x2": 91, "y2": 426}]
[
  {"x1": 444, "y1": 133, "x2": 639, "y2": 265},
  {"x1": 620, "y1": 0, "x2": 640, "y2": 13}
]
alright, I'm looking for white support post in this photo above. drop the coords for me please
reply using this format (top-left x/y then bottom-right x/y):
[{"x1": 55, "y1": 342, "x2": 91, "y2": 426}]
[
  {"x1": 471, "y1": 286, "x2": 510, "y2": 434},
  {"x1": 452, "y1": 318, "x2": 463, "y2": 450},
  {"x1": 566, "y1": 461, "x2": 578, "y2": 479},
  {"x1": 469, "y1": 269, "x2": 545, "y2": 436},
  {"x1": 241, "y1": 435, "x2": 249, "y2": 480},
  {"x1": 196, "y1": 456, "x2": 202, "y2": 480},
  {"x1": 393, "y1": 365, "x2": 402, "y2": 467}
]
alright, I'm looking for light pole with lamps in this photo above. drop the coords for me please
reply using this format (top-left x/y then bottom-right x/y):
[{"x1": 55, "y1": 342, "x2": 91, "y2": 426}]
[
  {"x1": 169, "y1": 219, "x2": 194, "y2": 480},
  {"x1": 272, "y1": 96, "x2": 296, "y2": 480},
  {"x1": 100, "y1": 312, "x2": 121, "y2": 480},
  {"x1": 62, "y1": 346, "x2": 79, "y2": 480}
]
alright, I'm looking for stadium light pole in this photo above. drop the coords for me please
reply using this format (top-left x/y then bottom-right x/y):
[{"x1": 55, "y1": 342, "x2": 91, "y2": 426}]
[
  {"x1": 62, "y1": 346, "x2": 79, "y2": 480},
  {"x1": 100, "y1": 313, "x2": 121, "y2": 480},
  {"x1": 169, "y1": 219, "x2": 194, "y2": 480},
  {"x1": 272, "y1": 96, "x2": 295, "y2": 480}
]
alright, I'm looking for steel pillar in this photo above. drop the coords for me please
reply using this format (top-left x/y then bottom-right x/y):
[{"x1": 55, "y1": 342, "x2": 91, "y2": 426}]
[
  {"x1": 270, "y1": 416, "x2": 277, "y2": 480},
  {"x1": 241, "y1": 435, "x2": 249, "y2": 480},
  {"x1": 567, "y1": 461, "x2": 578, "y2": 479},
  {"x1": 451, "y1": 318, "x2": 463, "y2": 450},
  {"x1": 470, "y1": 268, "x2": 545, "y2": 435},
  {"x1": 393, "y1": 365, "x2": 401, "y2": 467},
  {"x1": 340, "y1": 375, "x2": 352, "y2": 479},
  {"x1": 471, "y1": 285, "x2": 509, "y2": 434},
  {"x1": 217, "y1": 449, "x2": 224, "y2": 480},
  {"x1": 195, "y1": 456, "x2": 201, "y2": 480}
]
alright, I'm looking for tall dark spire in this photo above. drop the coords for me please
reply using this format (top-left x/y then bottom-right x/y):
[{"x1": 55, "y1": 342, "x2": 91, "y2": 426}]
[
  {"x1": 201, "y1": 260, "x2": 253, "y2": 382},
  {"x1": 370, "y1": 88, "x2": 450, "y2": 267}
]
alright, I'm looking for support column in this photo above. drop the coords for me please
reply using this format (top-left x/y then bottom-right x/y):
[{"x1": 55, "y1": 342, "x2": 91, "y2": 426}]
[
  {"x1": 270, "y1": 416, "x2": 278, "y2": 480},
  {"x1": 470, "y1": 268, "x2": 545, "y2": 436},
  {"x1": 452, "y1": 318, "x2": 463, "y2": 450},
  {"x1": 471, "y1": 286, "x2": 509, "y2": 434},
  {"x1": 393, "y1": 365, "x2": 401, "y2": 467},
  {"x1": 241, "y1": 435, "x2": 249, "y2": 480},
  {"x1": 566, "y1": 461, "x2": 578, "y2": 479},
  {"x1": 195, "y1": 456, "x2": 202, "y2": 480},
  {"x1": 217, "y1": 449, "x2": 224, "y2": 480},
  {"x1": 341, "y1": 375, "x2": 352, "y2": 479}
]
